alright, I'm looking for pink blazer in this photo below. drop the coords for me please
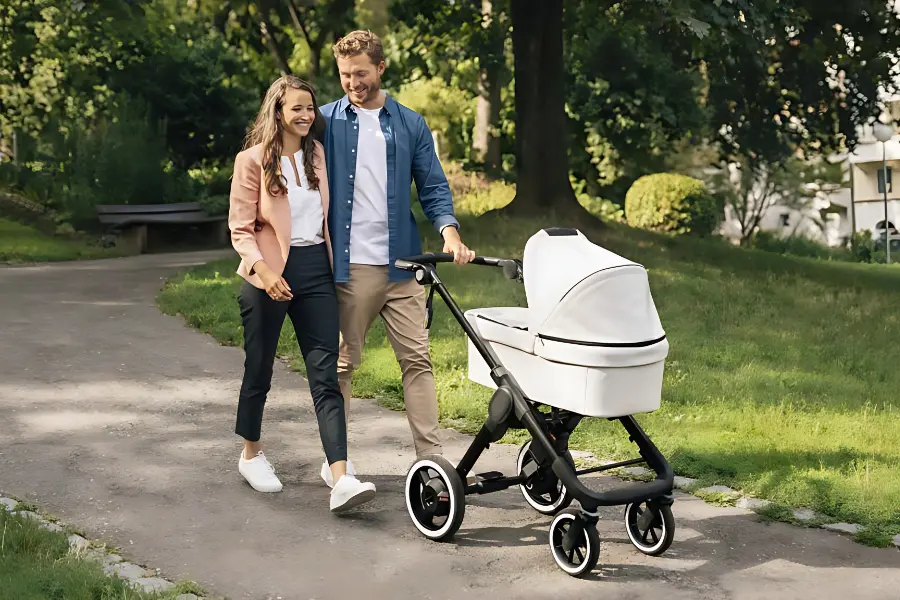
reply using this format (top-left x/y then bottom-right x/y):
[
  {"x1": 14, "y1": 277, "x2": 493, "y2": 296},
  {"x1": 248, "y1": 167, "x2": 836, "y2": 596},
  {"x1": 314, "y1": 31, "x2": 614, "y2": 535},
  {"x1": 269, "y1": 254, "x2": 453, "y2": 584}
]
[{"x1": 228, "y1": 140, "x2": 333, "y2": 289}]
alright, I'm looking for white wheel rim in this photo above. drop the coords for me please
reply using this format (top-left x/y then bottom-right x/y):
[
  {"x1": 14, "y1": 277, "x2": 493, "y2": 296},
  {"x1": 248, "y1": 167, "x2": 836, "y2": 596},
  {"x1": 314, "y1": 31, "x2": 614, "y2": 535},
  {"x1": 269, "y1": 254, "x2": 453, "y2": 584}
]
[
  {"x1": 405, "y1": 459, "x2": 458, "y2": 540},
  {"x1": 624, "y1": 503, "x2": 667, "y2": 553},
  {"x1": 549, "y1": 512, "x2": 593, "y2": 575},
  {"x1": 518, "y1": 441, "x2": 568, "y2": 513}
]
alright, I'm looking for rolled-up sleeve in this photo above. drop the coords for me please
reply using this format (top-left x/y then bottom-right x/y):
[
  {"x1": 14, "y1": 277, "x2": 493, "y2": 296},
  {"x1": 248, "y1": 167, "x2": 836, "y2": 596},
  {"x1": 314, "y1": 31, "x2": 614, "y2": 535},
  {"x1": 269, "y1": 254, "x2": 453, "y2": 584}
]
[
  {"x1": 411, "y1": 116, "x2": 460, "y2": 233},
  {"x1": 228, "y1": 150, "x2": 264, "y2": 274}
]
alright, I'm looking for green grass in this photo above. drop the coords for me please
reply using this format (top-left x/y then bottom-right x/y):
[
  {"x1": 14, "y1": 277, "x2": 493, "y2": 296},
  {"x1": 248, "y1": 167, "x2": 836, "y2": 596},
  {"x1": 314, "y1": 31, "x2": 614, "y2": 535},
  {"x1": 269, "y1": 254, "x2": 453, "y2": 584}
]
[
  {"x1": 0, "y1": 508, "x2": 204, "y2": 599},
  {"x1": 0, "y1": 219, "x2": 120, "y2": 264},
  {"x1": 156, "y1": 207, "x2": 900, "y2": 546}
]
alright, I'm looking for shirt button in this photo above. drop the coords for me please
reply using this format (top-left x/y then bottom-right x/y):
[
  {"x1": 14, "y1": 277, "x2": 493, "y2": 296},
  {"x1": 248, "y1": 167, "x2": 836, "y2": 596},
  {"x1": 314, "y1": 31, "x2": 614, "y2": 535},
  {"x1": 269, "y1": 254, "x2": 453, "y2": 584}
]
[
  {"x1": 351, "y1": 149, "x2": 355, "y2": 153},
  {"x1": 350, "y1": 175, "x2": 354, "y2": 179},
  {"x1": 345, "y1": 249, "x2": 349, "y2": 253},
  {"x1": 346, "y1": 224, "x2": 349, "y2": 229}
]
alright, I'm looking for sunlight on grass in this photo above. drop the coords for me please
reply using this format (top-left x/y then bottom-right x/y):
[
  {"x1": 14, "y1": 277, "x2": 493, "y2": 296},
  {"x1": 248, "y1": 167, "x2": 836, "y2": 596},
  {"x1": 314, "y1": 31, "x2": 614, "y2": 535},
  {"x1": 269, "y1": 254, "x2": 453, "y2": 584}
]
[
  {"x1": 0, "y1": 508, "x2": 204, "y2": 599},
  {"x1": 157, "y1": 209, "x2": 900, "y2": 545},
  {"x1": 0, "y1": 219, "x2": 120, "y2": 264}
]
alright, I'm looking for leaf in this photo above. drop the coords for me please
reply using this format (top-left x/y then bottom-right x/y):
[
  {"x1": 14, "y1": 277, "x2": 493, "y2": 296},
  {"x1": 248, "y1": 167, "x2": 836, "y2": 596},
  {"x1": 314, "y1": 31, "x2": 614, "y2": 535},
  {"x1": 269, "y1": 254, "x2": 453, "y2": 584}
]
[{"x1": 678, "y1": 16, "x2": 712, "y2": 39}]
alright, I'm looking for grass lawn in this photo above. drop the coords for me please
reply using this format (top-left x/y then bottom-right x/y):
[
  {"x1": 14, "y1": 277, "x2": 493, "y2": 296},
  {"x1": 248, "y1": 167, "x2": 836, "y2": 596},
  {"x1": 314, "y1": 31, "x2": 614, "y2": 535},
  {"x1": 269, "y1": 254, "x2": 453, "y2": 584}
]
[
  {"x1": 157, "y1": 209, "x2": 900, "y2": 547},
  {"x1": 0, "y1": 507, "x2": 204, "y2": 599},
  {"x1": 0, "y1": 219, "x2": 121, "y2": 264}
]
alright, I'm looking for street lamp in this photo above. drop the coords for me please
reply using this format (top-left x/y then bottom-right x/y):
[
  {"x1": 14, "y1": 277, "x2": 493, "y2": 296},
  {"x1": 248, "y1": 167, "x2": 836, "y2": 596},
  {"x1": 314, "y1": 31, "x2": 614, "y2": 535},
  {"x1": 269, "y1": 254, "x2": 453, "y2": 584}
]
[{"x1": 873, "y1": 120, "x2": 893, "y2": 264}]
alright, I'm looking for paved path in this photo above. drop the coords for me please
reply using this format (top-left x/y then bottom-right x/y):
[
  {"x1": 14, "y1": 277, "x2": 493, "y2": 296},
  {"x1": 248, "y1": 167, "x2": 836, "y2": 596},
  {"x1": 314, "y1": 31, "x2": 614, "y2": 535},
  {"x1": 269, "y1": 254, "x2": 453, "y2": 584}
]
[{"x1": 1, "y1": 251, "x2": 898, "y2": 600}]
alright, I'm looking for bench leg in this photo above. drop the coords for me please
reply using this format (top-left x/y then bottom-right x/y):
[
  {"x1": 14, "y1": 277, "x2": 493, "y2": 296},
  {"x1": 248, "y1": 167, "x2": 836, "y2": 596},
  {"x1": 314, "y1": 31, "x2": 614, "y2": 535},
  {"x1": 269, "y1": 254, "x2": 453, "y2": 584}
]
[{"x1": 118, "y1": 224, "x2": 148, "y2": 254}]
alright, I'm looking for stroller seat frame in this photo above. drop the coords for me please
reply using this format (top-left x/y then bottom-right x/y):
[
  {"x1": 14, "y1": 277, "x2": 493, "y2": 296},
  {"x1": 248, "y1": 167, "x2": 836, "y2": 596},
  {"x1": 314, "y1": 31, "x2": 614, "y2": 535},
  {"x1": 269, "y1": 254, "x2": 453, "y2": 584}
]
[{"x1": 395, "y1": 247, "x2": 676, "y2": 578}]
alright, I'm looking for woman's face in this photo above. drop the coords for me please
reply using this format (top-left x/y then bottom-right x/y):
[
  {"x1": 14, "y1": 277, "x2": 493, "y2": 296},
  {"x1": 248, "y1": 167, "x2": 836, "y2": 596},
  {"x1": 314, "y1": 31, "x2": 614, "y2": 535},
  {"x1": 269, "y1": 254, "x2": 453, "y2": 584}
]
[{"x1": 279, "y1": 87, "x2": 316, "y2": 139}]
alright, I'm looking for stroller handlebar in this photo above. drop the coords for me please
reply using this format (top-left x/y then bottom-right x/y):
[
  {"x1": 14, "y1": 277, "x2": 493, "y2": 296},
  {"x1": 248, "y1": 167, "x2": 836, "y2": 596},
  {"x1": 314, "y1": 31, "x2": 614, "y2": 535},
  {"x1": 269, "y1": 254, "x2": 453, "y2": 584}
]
[{"x1": 395, "y1": 253, "x2": 523, "y2": 282}]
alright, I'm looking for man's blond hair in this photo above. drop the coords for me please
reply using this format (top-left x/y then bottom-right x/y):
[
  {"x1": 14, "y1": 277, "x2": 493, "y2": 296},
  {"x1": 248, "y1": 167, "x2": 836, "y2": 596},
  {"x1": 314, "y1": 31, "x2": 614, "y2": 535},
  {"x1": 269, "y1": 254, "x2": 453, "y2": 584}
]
[{"x1": 332, "y1": 30, "x2": 384, "y2": 65}]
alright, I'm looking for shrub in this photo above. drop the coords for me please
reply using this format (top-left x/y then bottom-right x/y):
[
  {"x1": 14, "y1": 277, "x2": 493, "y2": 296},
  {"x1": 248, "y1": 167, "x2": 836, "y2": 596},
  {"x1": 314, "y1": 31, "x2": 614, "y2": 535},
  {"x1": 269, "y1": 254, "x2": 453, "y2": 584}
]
[
  {"x1": 624, "y1": 173, "x2": 721, "y2": 236},
  {"x1": 750, "y1": 230, "x2": 854, "y2": 262},
  {"x1": 392, "y1": 77, "x2": 476, "y2": 161}
]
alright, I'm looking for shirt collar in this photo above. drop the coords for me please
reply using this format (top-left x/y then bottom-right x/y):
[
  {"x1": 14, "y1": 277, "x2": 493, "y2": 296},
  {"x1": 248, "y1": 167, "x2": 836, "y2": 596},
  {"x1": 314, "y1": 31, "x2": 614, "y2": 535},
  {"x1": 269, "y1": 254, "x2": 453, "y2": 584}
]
[{"x1": 340, "y1": 92, "x2": 398, "y2": 118}]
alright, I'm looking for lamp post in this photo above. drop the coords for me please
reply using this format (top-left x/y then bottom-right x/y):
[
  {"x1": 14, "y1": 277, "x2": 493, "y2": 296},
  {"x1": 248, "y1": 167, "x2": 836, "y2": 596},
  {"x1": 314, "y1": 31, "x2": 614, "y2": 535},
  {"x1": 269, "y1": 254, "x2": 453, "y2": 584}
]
[{"x1": 873, "y1": 121, "x2": 893, "y2": 264}]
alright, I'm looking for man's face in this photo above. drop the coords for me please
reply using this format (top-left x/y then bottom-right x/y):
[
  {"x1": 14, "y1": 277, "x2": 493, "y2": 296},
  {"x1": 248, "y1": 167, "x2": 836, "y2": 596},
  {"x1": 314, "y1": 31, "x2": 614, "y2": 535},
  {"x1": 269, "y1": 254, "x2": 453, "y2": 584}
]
[{"x1": 336, "y1": 53, "x2": 385, "y2": 107}]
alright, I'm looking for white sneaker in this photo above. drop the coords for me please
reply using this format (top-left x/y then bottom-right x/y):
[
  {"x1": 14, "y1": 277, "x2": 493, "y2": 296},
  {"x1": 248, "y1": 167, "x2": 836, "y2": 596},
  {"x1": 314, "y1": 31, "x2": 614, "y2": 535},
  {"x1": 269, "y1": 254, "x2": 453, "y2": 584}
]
[
  {"x1": 239, "y1": 451, "x2": 283, "y2": 493},
  {"x1": 329, "y1": 474, "x2": 376, "y2": 513},
  {"x1": 320, "y1": 458, "x2": 356, "y2": 488}
]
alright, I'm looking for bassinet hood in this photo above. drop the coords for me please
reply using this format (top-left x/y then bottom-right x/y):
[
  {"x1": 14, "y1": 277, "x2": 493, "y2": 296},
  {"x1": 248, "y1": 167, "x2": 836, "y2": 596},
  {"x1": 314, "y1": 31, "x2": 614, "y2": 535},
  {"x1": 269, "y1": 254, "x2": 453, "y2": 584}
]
[{"x1": 522, "y1": 228, "x2": 666, "y2": 347}]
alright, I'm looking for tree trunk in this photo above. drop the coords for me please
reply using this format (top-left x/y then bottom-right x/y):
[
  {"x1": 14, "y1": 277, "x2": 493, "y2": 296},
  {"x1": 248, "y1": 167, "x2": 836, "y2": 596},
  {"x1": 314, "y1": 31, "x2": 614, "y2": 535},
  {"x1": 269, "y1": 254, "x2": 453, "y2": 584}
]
[
  {"x1": 256, "y1": 10, "x2": 292, "y2": 75},
  {"x1": 472, "y1": 0, "x2": 503, "y2": 171},
  {"x1": 506, "y1": 0, "x2": 584, "y2": 218}
]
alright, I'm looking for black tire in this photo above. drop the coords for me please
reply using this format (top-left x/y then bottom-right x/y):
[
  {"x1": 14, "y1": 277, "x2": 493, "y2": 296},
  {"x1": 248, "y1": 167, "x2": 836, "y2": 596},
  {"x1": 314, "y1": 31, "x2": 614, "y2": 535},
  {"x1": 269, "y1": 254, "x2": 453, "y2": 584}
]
[
  {"x1": 548, "y1": 508, "x2": 600, "y2": 578},
  {"x1": 404, "y1": 455, "x2": 466, "y2": 542},
  {"x1": 624, "y1": 500, "x2": 674, "y2": 556},
  {"x1": 517, "y1": 440, "x2": 574, "y2": 516}
]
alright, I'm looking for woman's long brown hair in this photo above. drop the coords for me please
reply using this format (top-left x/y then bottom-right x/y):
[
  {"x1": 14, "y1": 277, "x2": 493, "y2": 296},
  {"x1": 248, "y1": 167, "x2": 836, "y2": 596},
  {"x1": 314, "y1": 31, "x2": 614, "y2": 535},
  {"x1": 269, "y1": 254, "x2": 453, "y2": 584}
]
[{"x1": 242, "y1": 75, "x2": 321, "y2": 197}]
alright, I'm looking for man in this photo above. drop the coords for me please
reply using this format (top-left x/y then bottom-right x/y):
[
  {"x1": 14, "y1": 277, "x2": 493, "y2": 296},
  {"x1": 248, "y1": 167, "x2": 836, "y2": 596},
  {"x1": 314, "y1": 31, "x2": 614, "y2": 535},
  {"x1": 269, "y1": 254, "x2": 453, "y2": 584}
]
[{"x1": 317, "y1": 30, "x2": 475, "y2": 486}]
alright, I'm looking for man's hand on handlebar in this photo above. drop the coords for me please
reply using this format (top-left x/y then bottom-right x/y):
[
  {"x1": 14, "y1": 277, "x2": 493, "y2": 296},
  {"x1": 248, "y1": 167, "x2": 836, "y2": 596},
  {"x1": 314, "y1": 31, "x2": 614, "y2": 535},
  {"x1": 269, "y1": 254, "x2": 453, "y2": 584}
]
[{"x1": 441, "y1": 225, "x2": 476, "y2": 265}]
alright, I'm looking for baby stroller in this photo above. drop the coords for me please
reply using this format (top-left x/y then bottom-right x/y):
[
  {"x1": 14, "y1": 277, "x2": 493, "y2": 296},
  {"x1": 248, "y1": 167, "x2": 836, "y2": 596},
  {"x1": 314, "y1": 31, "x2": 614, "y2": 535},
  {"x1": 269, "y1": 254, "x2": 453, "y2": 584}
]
[{"x1": 395, "y1": 228, "x2": 675, "y2": 578}]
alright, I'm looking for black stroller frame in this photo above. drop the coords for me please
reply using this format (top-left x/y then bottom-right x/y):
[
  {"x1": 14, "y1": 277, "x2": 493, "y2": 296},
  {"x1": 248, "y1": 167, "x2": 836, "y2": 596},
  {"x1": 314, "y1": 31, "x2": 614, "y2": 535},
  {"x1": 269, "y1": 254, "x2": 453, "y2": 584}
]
[{"x1": 395, "y1": 251, "x2": 676, "y2": 578}]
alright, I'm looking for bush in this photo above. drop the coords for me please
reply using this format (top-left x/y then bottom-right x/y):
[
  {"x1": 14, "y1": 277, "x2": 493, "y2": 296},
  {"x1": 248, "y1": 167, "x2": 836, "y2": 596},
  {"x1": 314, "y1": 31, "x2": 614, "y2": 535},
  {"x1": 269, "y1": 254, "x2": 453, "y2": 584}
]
[
  {"x1": 624, "y1": 173, "x2": 721, "y2": 236},
  {"x1": 750, "y1": 230, "x2": 854, "y2": 262},
  {"x1": 392, "y1": 77, "x2": 476, "y2": 161}
]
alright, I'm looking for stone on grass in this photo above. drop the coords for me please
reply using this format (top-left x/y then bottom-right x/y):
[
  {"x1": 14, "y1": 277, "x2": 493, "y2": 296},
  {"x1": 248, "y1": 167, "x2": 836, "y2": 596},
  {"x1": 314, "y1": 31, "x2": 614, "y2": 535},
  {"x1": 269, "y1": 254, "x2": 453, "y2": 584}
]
[
  {"x1": 698, "y1": 485, "x2": 736, "y2": 495},
  {"x1": 133, "y1": 577, "x2": 174, "y2": 593},
  {"x1": 105, "y1": 561, "x2": 150, "y2": 580},
  {"x1": 737, "y1": 497, "x2": 772, "y2": 510},
  {"x1": 44, "y1": 521, "x2": 64, "y2": 532},
  {"x1": 792, "y1": 508, "x2": 818, "y2": 522},
  {"x1": 822, "y1": 523, "x2": 860, "y2": 535},
  {"x1": 623, "y1": 467, "x2": 649, "y2": 477},
  {"x1": 68, "y1": 534, "x2": 90, "y2": 553},
  {"x1": 176, "y1": 595, "x2": 199, "y2": 600},
  {"x1": 673, "y1": 476, "x2": 697, "y2": 490},
  {"x1": 892, "y1": 534, "x2": 900, "y2": 548},
  {"x1": 0, "y1": 498, "x2": 17, "y2": 511}
]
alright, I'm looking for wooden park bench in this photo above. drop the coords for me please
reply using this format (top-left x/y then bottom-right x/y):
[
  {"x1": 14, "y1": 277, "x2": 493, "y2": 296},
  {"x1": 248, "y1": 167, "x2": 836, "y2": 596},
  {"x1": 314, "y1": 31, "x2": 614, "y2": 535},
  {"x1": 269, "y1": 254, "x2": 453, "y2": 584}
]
[{"x1": 95, "y1": 202, "x2": 228, "y2": 254}]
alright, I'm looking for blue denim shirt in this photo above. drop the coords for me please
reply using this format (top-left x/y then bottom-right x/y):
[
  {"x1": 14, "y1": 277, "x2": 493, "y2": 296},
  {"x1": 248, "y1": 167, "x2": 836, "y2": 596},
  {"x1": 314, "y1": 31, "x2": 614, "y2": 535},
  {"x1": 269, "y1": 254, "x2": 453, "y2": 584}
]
[{"x1": 319, "y1": 94, "x2": 460, "y2": 282}]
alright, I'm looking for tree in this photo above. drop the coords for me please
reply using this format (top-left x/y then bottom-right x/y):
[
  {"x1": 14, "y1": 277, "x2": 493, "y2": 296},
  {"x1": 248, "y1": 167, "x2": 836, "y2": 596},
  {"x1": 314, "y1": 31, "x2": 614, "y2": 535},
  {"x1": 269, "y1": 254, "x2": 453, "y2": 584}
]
[
  {"x1": 389, "y1": 0, "x2": 511, "y2": 171},
  {"x1": 710, "y1": 155, "x2": 843, "y2": 245},
  {"x1": 507, "y1": 0, "x2": 582, "y2": 217},
  {"x1": 0, "y1": 0, "x2": 147, "y2": 141}
]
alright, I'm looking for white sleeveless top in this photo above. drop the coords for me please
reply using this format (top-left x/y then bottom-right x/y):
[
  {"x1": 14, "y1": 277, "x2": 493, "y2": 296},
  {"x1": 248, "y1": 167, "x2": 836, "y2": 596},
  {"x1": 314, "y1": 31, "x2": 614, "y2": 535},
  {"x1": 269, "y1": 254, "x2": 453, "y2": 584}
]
[{"x1": 280, "y1": 150, "x2": 325, "y2": 247}]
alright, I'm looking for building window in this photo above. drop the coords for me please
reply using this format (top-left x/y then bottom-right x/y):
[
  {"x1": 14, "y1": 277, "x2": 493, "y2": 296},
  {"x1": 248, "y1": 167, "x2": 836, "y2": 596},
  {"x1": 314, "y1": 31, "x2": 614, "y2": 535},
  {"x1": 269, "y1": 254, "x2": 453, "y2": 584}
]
[
  {"x1": 779, "y1": 213, "x2": 790, "y2": 227},
  {"x1": 877, "y1": 166, "x2": 892, "y2": 194}
]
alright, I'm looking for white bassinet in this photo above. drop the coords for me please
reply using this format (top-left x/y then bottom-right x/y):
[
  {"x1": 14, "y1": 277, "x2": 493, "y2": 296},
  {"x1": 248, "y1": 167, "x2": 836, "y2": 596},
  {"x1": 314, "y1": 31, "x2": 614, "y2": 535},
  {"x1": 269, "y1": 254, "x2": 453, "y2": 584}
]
[{"x1": 465, "y1": 228, "x2": 668, "y2": 417}]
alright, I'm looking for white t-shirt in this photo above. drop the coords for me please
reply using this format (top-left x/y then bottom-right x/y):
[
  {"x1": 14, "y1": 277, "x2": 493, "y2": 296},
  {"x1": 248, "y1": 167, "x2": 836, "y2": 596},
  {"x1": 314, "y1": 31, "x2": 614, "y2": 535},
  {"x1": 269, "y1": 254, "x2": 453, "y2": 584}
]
[
  {"x1": 280, "y1": 151, "x2": 324, "y2": 247},
  {"x1": 349, "y1": 105, "x2": 390, "y2": 265}
]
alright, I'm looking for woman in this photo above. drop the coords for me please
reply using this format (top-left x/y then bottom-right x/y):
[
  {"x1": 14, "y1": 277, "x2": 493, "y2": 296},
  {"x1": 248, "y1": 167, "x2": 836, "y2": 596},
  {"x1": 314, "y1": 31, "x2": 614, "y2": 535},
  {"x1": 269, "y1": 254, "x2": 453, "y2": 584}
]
[{"x1": 228, "y1": 75, "x2": 375, "y2": 513}]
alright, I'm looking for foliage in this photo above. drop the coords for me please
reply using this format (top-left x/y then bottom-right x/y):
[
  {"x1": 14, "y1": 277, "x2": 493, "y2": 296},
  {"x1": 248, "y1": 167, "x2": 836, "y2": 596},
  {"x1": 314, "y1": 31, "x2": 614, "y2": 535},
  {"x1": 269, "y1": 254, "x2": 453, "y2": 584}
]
[
  {"x1": 564, "y1": 1, "x2": 709, "y2": 199},
  {"x1": 625, "y1": 173, "x2": 720, "y2": 235},
  {"x1": 393, "y1": 77, "x2": 476, "y2": 160},
  {"x1": 109, "y1": 8, "x2": 259, "y2": 169},
  {"x1": 0, "y1": 218, "x2": 121, "y2": 263},
  {"x1": 0, "y1": 0, "x2": 147, "y2": 140},
  {"x1": 749, "y1": 230, "x2": 854, "y2": 262}
]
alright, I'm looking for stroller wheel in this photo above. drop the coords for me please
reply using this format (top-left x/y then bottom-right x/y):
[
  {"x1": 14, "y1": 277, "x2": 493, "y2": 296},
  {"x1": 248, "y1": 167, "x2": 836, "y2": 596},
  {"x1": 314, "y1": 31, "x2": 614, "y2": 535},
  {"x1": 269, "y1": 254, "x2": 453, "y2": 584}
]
[
  {"x1": 623, "y1": 500, "x2": 674, "y2": 556},
  {"x1": 404, "y1": 455, "x2": 465, "y2": 542},
  {"x1": 517, "y1": 440, "x2": 574, "y2": 516},
  {"x1": 548, "y1": 508, "x2": 600, "y2": 578}
]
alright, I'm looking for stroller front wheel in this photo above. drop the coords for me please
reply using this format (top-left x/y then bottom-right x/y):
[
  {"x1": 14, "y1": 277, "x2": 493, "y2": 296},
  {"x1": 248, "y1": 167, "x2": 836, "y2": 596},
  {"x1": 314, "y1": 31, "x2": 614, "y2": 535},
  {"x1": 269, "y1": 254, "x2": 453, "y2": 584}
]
[
  {"x1": 548, "y1": 508, "x2": 600, "y2": 578},
  {"x1": 404, "y1": 455, "x2": 466, "y2": 542},
  {"x1": 623, "y1": 500, "x2": 674, "y2": 556},
  {"x1": 517, "y1": 440, "x2": 574, "y2": 516}
]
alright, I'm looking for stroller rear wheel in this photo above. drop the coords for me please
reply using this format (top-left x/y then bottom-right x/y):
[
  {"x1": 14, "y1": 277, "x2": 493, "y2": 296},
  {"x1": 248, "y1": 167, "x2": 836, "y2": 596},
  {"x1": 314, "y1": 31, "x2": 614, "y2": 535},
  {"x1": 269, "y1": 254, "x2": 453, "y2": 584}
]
[
  {"x1": 517, "y1": 440, "x2": 574, "y2": 516},
  {"x1": 623, "y1": 500, "x2": 674, "y2": 556},
  {"x1": 548, "y1": 508, "x2": 600, "y2": 578},
  {"x1": 404, "y1": 455, "x2": 465, "y2": 542}
]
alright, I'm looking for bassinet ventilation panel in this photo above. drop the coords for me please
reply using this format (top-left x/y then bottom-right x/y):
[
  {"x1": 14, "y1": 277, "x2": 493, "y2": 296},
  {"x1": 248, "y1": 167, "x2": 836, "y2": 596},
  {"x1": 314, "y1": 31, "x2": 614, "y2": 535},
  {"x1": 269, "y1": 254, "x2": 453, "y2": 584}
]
[{"x1": 465, "y1": 228, "x2": 668, "y2": 418}]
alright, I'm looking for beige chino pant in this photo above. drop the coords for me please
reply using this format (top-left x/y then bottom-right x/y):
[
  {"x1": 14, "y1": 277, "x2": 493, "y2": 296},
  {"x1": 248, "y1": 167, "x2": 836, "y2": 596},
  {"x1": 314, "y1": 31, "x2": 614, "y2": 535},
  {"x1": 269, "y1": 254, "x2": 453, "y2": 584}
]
[{"x1": 336, "y1": 264, "x2": 442, "y2": 457}]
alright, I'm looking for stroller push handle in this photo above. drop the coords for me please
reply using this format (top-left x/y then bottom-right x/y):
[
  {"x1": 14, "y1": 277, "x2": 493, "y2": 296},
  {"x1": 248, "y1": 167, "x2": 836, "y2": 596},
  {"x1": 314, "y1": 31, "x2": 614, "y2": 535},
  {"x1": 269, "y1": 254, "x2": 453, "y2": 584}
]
[{"x1": 395, "y1": 253, "x2": 523, "y2": 281}]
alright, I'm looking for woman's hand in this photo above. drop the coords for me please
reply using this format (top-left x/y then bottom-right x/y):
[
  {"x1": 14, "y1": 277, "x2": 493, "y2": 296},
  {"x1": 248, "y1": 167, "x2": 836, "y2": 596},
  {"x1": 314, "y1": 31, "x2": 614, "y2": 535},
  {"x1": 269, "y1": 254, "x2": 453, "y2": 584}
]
[{"x1": 254, "y1": 261, "x2": 292, "y2": 301}]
